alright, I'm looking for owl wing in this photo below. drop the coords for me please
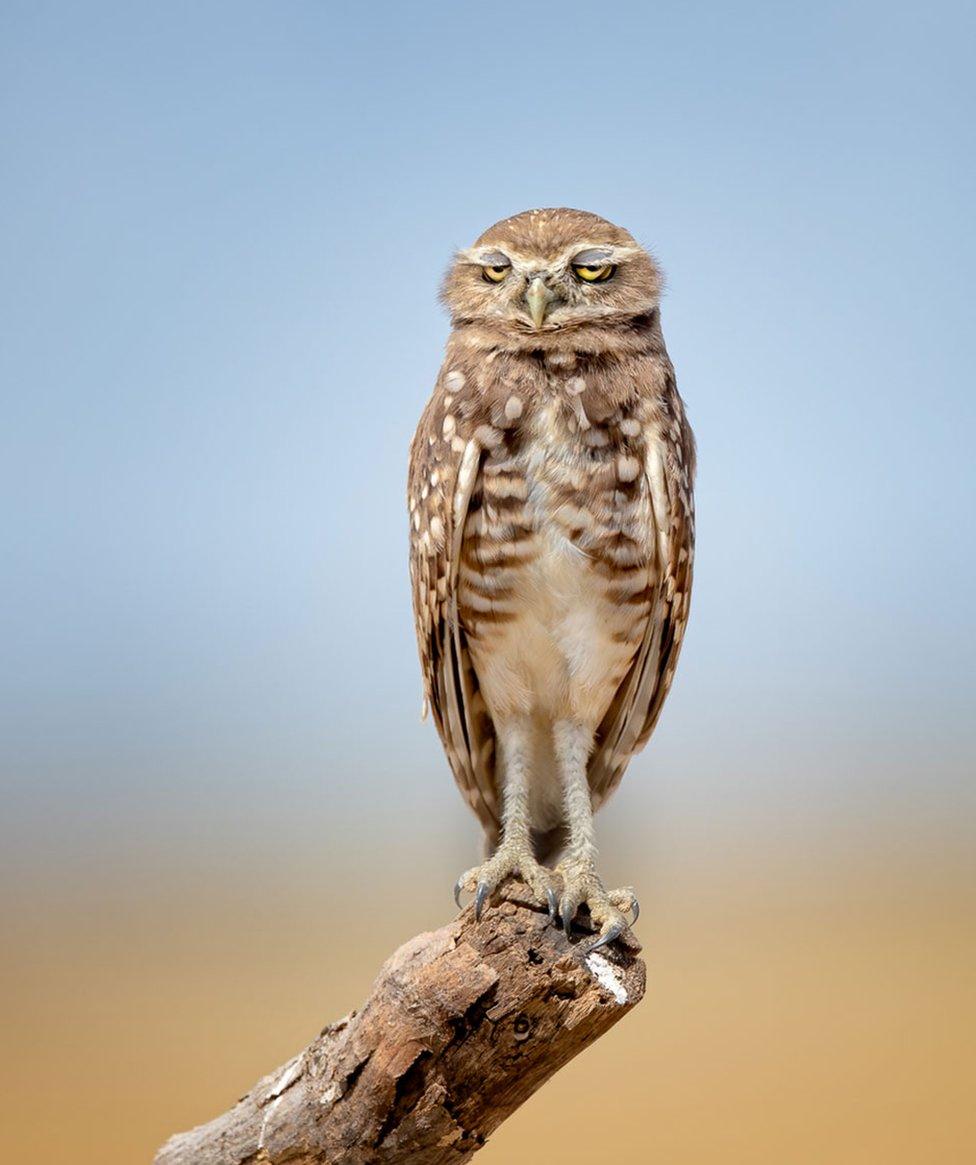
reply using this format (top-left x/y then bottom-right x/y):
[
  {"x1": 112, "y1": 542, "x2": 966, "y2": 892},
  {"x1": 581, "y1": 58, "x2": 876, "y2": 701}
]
[
  {"x1": 587, "y1": 378, "x2": 696, "y2": 808},
  {"x1": 408, "y1": 385, "x2": 500, "y2": 838}
]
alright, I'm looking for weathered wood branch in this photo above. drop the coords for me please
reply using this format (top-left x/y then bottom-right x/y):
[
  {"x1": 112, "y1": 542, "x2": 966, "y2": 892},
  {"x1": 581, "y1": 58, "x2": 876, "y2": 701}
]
[{"x1": 155, "y1": 883, "x2": 645, "y2": 1164}]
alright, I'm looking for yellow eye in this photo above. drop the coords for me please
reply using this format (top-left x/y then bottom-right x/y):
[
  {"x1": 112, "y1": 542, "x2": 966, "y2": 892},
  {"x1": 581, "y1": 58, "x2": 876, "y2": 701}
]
[
  {"x1": 482, "y1": 264, "x2": 510, "y2": 283},
  {"x1": 573, "y1": 263, "x2": 615, "y2": 283}
]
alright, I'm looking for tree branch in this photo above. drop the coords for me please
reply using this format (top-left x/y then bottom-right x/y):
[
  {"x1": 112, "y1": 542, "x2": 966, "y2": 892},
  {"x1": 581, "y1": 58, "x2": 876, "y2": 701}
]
[{"x1": 154, "y1": 883, "x2": 645, "y2": 1164}]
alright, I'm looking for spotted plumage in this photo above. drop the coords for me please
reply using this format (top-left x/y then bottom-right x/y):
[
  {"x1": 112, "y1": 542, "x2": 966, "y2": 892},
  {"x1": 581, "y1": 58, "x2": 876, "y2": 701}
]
[{"x1": 408, "y1": 209, "x2": 695, "y2": 950}]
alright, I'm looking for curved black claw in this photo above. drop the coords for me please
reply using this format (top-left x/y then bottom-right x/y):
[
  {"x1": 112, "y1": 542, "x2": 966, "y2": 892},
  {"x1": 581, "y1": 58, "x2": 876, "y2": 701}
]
[
  {"x1": 546, "y1": 888, "x2": 559, "y2": 923},
  {"x1": 474, "y1": 881, "x2": 490, "y2": 922},
  {"x1": 563, "y1": 905, "x2": 575, "y2": 941},
  {"x1": 586, "y1": 921, "x2": 624, "y2": 954},
  {"x1": 630, "y1": 898, "x2": 640, "y2": 924},
  {"x1": 453, "y1": 878, "x2": 465, "y2": 910}
]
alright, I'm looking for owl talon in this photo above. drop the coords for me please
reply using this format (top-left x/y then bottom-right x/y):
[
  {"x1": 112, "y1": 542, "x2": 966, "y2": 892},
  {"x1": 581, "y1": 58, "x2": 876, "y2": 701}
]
[
  {"x1": 555, "y1": 862, "x2": 637, "y2": 949},
  {"x1": 453, "y1": 848, "x2": 558, "y2": 924},
  {"x1": 474, "y1": 881, "x2": 490, "y2": 921},
  {"x1": 586, "y1": 920, "x2": 624, "y2": 954},
  {"x1": 608, "y1": 887, "x2": 640, "y2": 925},
  {"x1": 547, "y1": 888, "x2": 559, "y2": 922},
  {"x1": 562, "y1": 902, "x2": 575, "y2": 940}
]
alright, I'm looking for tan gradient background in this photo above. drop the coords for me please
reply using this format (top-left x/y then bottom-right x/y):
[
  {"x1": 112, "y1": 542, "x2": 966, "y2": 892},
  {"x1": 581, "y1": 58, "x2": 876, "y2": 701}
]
[
  {"x1": 4, "y1": 2, "x2": 976, "y2": 1162},
  {"x1": 3, "y1": 825, "x2": 973, "y2": 1164}
]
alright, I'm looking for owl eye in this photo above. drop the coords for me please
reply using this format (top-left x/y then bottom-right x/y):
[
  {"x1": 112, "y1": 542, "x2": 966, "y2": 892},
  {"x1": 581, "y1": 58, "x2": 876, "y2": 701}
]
[
  {"x1": 482, "y1": 264, "x2": 510, "y2": 283},
  {"x1": 573, "y1": 263, "x2": 615, "y2": 283}
]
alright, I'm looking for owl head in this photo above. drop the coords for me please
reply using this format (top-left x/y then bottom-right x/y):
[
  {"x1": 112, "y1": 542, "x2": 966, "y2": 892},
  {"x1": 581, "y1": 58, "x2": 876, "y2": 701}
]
[{"x1": 441, "y1": 208, "x2": 662, "y2": 341}]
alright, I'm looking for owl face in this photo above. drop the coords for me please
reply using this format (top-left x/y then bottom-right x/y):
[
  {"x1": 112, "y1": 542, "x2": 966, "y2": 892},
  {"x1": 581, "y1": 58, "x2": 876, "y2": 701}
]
[{"x1": 441, "y1": 208, "x2": 662, "y2": 339}]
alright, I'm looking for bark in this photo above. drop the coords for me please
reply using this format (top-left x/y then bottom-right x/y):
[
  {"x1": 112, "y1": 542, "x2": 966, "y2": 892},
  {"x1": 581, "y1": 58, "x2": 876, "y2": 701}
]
[{"x1": 154, "y1": 883, "x2": 645, "y2": 1164}]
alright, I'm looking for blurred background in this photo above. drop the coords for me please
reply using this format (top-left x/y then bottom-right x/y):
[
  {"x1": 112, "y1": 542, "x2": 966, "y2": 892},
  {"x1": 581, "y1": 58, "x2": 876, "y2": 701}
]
[{"x1": 2, "y1": 2, "x2": 974, "y2": 1161}]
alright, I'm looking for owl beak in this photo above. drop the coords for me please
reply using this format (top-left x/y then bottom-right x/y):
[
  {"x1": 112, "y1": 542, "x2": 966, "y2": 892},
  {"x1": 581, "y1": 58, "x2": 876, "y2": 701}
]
[{"x1": 525, "y1": 277, "x2": 555, "y2": 328}]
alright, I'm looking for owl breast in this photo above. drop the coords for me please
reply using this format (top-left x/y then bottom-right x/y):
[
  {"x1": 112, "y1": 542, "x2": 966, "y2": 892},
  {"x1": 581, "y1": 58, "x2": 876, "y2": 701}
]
[{"x1": 458, "y1": 399, "x2": 660, "y2": 826}]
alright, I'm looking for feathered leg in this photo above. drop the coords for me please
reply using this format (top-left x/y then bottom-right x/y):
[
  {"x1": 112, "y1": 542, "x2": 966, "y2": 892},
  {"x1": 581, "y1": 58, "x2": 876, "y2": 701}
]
[
  {"x1": 454, "y1": 714, "x2": 558, "y2": 920},
  {"x1": 552, "y1": 720, "x2": 639, "y2": 951}
]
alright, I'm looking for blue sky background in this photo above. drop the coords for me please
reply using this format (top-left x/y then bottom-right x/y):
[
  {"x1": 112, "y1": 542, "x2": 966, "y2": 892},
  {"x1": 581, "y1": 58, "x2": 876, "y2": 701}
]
[{"x1": 2, "y1": 1, "x2": 974, "y2": 884}]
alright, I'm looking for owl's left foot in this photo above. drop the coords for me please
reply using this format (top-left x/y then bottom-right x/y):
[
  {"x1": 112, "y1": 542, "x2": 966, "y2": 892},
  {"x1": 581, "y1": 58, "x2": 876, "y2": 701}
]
[
  {"x1": 454, "y1": 843, "x2": 559, "y2": 923},
  {"x1": 555, "y1": 860, "x2": 639, "y2": 953}
]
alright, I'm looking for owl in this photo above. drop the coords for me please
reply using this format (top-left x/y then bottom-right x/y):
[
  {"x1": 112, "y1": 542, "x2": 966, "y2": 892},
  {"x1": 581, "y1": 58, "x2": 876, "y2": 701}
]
[{"x1": 408, "y1": 208, "x2": 695, "y2": 952}]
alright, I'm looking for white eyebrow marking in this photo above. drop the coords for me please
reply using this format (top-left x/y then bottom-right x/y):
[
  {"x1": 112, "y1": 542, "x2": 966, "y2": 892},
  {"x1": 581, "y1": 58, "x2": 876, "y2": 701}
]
[
  {"x1": 456, "y1": 241, "x2": 643, "y2": 271},
  {"x1": 457, "y1": 246, "x2": 514, "y2": 265}
]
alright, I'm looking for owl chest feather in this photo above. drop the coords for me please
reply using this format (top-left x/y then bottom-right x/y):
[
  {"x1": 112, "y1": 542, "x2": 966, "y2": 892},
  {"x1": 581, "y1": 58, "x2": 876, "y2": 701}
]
[{"x1": 458, "y1": 398, "x2": 658, "y2": 729}]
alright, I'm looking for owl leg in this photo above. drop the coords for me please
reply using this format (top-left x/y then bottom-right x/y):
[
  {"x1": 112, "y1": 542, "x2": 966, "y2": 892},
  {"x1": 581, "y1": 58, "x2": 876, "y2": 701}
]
[
  {"x1": 552, "y1": 719, "x2": 639, "y2": 953},
  {"x1": 454, "y1": 715, "x2": 558, "y2": 922}
]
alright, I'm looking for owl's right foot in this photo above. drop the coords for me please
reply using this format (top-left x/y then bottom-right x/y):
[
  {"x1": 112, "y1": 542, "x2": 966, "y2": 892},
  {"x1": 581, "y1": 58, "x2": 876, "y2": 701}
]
[{"x1": 454, "y1": 843, "x2": 559, "y2": 922}]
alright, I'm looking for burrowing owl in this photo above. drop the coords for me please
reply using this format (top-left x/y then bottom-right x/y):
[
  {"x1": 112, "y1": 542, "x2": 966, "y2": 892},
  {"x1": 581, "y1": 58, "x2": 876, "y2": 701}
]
[{"x1": 408, "y1": 208, "x2": 695, "y2": 952}]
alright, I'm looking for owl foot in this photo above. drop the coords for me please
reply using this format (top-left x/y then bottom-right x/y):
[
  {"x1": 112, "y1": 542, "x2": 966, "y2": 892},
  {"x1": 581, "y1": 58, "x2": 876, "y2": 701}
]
[
  {"x1": 454, "y1": 844, "x2": 559, "y2": 923},
  {"x1": 555, "y1": 861, "x2": 639, "y2": 953}
]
